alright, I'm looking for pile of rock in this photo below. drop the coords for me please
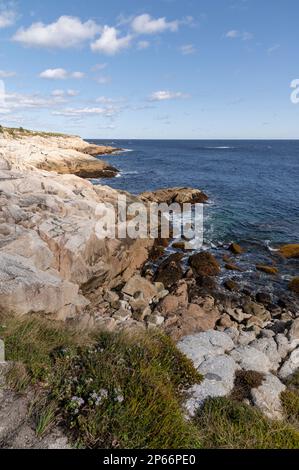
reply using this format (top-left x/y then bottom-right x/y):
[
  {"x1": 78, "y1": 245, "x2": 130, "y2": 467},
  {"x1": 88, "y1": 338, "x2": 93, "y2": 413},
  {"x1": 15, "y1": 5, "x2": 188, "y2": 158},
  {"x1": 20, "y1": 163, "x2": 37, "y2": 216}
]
[{"x1": 178, "y1": 320, "x2": 299, "y2": 420}]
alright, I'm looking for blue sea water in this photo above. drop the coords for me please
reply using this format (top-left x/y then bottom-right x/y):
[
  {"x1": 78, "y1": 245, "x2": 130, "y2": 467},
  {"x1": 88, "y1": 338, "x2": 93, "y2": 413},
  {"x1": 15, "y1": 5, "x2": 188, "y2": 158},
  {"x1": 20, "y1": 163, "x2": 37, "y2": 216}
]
[{"x1": 89, "y1": 139, "x2": 299, "y2": 295}]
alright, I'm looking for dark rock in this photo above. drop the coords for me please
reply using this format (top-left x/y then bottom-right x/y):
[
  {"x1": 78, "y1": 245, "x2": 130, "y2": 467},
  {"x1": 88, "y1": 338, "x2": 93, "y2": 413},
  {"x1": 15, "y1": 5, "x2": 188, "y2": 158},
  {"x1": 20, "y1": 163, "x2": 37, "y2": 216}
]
[
  {"x1": 256, "y1": 265, "x2": 278, "y2": 275},
  {"x1": 256, "y1": 292, "x2": 272, "y2": 305},
  {"x1": 229, "y1": 243, "x2": 244, "y2": 255},
  {"x1": 224, "y1": 279, "x2": 239, "y2": 292},
  {"x1": 148, "y1": 245, "x2": 165, "y2": 262},
  {"x1": 289, "y1": 277, "x2": 299, "y2": 295},
  {"x1": 154, "y1": 253, "x2": 184, "y2": 289},
  {"x1": 188, "y1": 252, "x2": 220, "y2": 277},
  {"x1": 225, "y1": 263, "x2": 243, "y2": 272}
]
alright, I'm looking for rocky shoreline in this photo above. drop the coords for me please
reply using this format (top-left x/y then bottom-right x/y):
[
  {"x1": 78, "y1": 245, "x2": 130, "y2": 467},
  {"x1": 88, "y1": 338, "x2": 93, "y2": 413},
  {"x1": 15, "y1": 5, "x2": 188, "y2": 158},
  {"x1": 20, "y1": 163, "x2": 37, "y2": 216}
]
[{"x1": 0, "y1": 128, "x2": 298, "y2": 436}]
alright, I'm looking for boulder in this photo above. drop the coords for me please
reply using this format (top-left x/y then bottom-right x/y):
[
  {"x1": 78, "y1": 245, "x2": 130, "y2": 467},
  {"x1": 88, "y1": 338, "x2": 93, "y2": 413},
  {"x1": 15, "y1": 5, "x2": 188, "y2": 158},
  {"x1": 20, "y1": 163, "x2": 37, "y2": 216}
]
[
  {"x1": 185, "y1": 355, "x2": 240, "y2": 416},
  {"x1": 250, "y1": 337, "x2": 282, "y2": 370},
  {"x1": 189, "y1": 252, "x2": 220, "y2": 277},
  {"x1": 278, "y1": 348, "x2": 299, "y2": 379},
  {"x1": 154, "y1": 253, "x2": 184, "y2": 288},
  {"x1": 225, "y1": 263, "x2": 243, "y2": 272},
  {"x1": 122, "y1": 275, "x2": 158, "y2": 304},
  {"x1": 256, "y1": 265, "x2": 278, "y2": 275},
  {"x1": 289, "y1": 318, "x2": 299, "y2": 342},
  {"x1": 223, "y1": 279, "x2": 239, "y2": 292},
  {"x1": 177, "y1": 330, "x2": 234, "y2": 369},
  {"x1": 256, "y1": 292, "x2": 272, "y2": 305},
  {"x1": 229, "y1": 243, "x2": 244, "y2": 255},
  {"x1": 230, "y1": 345, "x2": 272, "y2": 373},
  {"x1": 140, "y1": 187, "x2": 208, "y2": 205},
  {"x1": 289, "y1": 277, "x2": 299, "y2": 295},
  {"x1": 279, "y1": 244, "x2": 299, "y2": 259},
  {"x1": 251, "y1": 373, "x2": 286, "y2": 420}
]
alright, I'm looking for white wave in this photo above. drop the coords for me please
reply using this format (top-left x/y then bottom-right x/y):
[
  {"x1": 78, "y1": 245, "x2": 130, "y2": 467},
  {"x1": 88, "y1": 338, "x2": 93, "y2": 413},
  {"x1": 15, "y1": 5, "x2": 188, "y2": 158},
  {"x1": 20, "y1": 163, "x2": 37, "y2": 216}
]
[{"x1": 207, "y1": 146, "x2": 233, "y2": 149}]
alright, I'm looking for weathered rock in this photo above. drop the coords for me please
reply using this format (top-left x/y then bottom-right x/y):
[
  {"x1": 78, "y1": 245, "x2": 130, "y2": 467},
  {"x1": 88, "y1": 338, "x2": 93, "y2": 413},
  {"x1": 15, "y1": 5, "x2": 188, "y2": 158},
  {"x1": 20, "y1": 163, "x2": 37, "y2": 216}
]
[
  {"x1": 147, "y1": 314, "x2": 165, "y2": 328},
  {"x1": 230, "y1": 345, "x2": 272, "y2": 373},
  {"x1": 237, "y1": 330, "x2": 257, "y2": 346},
  {"x1": 251, "y1": 373, "x2": 286, "y2": 420},
  {"x1": 289, "y1": 318, "x2": 299, "y2": 342},
  {"x1": 229, "y1": 243, "x2": 244, "y2": 255},
  {"x1": 122, "y1": 275, "x2": 158, "y2": 304},
  {"x1": 243, "y1": 302, "x2": 271, "y2": 322},
  {"x1": 279, "y1": 244, "x2": 299, "y2": 259},
  {"x1": 278, "y1": 348, "x2": 299, "y2": 379},
  {"x1": 184, "y1": 355, "x2": 239, "y2": 416},
  {"x1": 189, "y1": 252, "x2": 220, "y2": 277},
  {"x1": 177, "y1": 330, "x2": 234, "y2": 369},
  {"x1": 250, "y1": 337, "x2": 282, "y2": 370},
  {"x1": 140, "y1": 187, "x2": 208, "y2": 205}
]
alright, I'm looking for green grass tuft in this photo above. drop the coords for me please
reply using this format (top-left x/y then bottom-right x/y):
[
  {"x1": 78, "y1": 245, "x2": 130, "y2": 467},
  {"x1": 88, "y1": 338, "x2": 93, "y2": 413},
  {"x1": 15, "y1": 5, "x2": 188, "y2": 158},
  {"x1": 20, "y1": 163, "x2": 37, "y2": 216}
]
[{"x1": 194, "y1": 397, "x2": 299, "y2": 449}]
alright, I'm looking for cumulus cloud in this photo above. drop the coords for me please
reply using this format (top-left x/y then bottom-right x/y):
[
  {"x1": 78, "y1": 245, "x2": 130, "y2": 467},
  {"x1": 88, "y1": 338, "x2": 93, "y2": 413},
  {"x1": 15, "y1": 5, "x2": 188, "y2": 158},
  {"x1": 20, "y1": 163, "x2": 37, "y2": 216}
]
[
  {"x1": 13, "y1": 15, "x2": 101, "y2": 48},
  {"x1": 225, "y1": 30, "x2": 253, "y2": 40},
  {"x1": 149, "y1": 90, "x2": 190, "y2": 101},
  {"x1": 0, "y1": 9, "x2": 17, "y2": 28},
  {"x1": 91, "y1": 26, "x2": 132, "y2": 55},
  {"x1": 0, "y1": 70, "x2": 16, "y2": 78},
  {"x1": 39, "y1": 68, "x2": 85, "y2": 80},
  {"x1": 179, "y1": 44, "x2": 196, "y2": 55},
  {"x1": 131, "y1": 14, "x2": 179, "y2": 35}
]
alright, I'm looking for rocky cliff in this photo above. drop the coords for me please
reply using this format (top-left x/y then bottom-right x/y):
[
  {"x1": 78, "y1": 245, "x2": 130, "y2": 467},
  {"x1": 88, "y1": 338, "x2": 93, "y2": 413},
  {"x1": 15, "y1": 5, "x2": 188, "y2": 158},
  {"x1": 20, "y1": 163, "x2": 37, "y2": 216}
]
[{"x1": 0, "y1": 129, "x2": 153, "y2": 320}]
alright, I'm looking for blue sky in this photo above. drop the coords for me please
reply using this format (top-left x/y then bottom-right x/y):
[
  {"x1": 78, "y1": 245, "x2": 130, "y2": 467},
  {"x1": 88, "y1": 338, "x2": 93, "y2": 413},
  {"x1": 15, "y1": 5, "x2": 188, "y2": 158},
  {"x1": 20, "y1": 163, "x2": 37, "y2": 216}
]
[{"x1": 0, "y1": 0, "x2": 298, "y2": 139}]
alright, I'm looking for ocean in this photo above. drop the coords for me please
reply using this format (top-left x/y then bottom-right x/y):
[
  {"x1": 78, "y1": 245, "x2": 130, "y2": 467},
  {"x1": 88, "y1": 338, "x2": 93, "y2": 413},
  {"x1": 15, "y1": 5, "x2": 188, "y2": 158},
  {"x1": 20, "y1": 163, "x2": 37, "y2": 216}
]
[{"x1": 89, "y1": 139, "x2": 299, "y2": 297}]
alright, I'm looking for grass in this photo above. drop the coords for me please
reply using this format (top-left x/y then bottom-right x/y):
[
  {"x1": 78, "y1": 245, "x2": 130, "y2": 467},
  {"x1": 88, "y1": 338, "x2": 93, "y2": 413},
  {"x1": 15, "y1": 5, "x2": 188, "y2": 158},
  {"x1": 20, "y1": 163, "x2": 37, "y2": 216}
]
[
  {"x1": 0, "y1": 314, "x2": 202, "y2": 449},
  {"x1": 1, "y1": 313, "x2": 299, "y2": 449},
  {"x1": 194, "y1": 397, "x2": 299, "y2": 449},
  {"x1": 0, "y1": 125, "x2": 70, "y2": 138}
]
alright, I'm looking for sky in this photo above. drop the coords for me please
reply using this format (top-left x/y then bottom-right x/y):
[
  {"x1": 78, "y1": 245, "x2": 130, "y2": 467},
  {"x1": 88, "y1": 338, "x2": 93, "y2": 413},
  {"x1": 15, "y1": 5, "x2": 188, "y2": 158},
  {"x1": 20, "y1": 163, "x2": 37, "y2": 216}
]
[{"x1": 0, "y1": 0, "x2": 299, "y2": 139}]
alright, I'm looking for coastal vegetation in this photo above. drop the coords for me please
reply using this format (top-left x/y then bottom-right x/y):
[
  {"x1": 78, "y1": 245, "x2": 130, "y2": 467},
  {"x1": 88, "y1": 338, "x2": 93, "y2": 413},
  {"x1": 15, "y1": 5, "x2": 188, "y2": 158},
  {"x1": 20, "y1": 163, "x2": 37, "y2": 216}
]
[{"x1": 1, "y1": 314, "x2": 299, "y2": 449}]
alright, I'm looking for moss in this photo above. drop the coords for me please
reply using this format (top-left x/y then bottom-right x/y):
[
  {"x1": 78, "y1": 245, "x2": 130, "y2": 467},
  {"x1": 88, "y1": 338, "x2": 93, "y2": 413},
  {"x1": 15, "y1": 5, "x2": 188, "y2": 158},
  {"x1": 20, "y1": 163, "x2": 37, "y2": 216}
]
[
  {"x1": 230, "y1": 370, "x2": 265, "y2": 402},
  {"x1": 279, "y1": 244, "x2": 299, "y2": 259},
  {"x1": 289, "y1": 277, "x2": 299, "y2": 295},
  {"x1": 256, "y1": 265, "x2": 279, "y2": 275},
  {"x1": 194, "y1": 397, "x2": 299, "y2": 449}
]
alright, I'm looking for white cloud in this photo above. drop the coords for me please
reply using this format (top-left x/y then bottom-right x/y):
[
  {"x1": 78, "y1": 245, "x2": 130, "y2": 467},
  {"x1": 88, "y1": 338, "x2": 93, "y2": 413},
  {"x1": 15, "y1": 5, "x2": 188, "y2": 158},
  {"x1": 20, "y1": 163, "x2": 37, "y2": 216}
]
[
  {"x1": 52, "y1": 105, "x2": 119, "y2": 118},
  {"x1": 0, "y1": 9, "x2": 17, "y2": 29},
  {"x1": 91, "y1": 26, "x2": 132, "y2": 55},
  {"x1": 179, "y1": 44, "x2": 196, "y2": 55},
  {"x1": 39, "y1": 68, "x2": 85, "y2": 80},
  {"x1": 137, "y1": 40, "x2": 150, "y2": 50},
  {"x1": 225, "y1": 30, "x2": 253, "y2": 40},
  {"x1": 0, "y1": 70, "x2": 16, "y2": 78},
  {"x1": 51, "y1": 89, "x2": 79, "y2": 97},
  {"x1": 95, "y1": 75, "x2": 111, "y2": 85},
  {"x1": 91, "y1": 63, "x2": 107, "y2": 71},
  {"x1": 131, "y1": 14, "x2": 179, "y2": 35},
  {"x1": 13, "y1": 15, "x2": 101, "y2": 48},
  {"x1": 149, "y1": 90, "x2": 190, "y2": 101},
  {"x1": 267, "y1": 44, "x2": 280, "y2": 54}
]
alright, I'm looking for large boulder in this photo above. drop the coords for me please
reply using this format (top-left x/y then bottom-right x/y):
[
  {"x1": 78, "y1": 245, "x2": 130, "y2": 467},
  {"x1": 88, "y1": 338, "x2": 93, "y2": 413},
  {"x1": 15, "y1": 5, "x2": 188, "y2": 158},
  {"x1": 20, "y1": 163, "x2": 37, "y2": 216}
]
[
  {"x1": 188, "y1": 252, "x2": 220, "y2": 277},
  {"x1": 251, "y1": 373, "x2": 286, "y2": 420},
  {"x1": 279, "y1": 244, "x2": 299, "y2": 259},
  {"x1": 140, "y1": 187, "x2": 208, "y2": 205},
  {"x1": 154, "y1": 253, "x2": 184, "y2": 288}
]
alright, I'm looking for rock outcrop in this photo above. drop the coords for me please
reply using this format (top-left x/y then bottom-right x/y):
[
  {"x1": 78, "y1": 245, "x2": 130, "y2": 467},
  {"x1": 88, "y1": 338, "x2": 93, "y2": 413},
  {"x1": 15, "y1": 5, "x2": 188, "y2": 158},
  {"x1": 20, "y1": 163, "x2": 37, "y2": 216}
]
[
  {"x1": 0, "y1": 132, "x2": 153, "y2": 320},
  {"x1": 140, "y1": 187, "x2": 208, "y2": 205},
  {"x1": 0, "y1": 131, "x2": 119, "y2": 178}
]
